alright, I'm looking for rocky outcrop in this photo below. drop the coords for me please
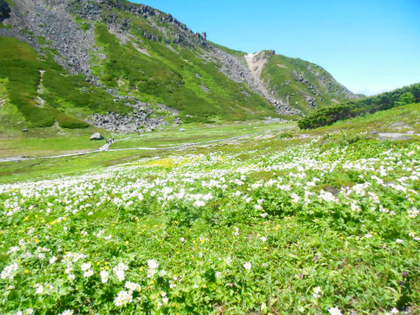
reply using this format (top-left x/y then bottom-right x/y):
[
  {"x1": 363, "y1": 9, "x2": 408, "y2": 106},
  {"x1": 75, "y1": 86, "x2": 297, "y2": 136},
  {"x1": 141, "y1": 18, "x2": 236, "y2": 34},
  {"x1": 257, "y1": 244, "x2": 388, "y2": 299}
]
[
  {"x1": 69, "y1": 0, "x2": 207, "y2": 48},
  {"x1": 88, "y1": 102, "x2": 168, "y2": 133}
]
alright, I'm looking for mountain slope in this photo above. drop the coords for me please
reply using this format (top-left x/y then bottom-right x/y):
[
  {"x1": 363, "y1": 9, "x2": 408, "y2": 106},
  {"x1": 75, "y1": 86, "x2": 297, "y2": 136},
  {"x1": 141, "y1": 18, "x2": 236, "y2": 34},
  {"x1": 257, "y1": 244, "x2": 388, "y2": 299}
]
[{"x1": 0, "y1": 0, "x2": 359, "y2": 133}]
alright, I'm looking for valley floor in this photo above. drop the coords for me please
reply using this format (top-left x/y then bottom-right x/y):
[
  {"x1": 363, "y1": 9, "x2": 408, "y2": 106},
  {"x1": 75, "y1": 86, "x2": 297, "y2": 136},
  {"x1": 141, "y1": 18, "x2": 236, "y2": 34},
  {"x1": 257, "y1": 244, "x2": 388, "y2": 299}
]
[{"x1": 0, "y1": 104, "x2": 419, "y2": 314}]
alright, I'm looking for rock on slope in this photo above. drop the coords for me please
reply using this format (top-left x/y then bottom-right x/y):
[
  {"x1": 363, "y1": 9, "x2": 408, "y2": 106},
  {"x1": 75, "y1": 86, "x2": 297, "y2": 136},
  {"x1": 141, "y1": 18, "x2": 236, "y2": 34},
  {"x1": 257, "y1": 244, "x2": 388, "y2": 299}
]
[{"x1": 0, "y1": 0, "x2": 359, "y2": 133}]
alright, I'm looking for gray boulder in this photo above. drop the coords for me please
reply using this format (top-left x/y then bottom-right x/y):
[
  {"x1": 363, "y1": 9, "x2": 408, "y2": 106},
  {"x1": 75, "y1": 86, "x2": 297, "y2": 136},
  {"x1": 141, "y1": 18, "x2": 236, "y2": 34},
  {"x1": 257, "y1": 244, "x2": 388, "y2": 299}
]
[
  {"x1": 378, "y1": 133, "x2": 412, "y2": 141},
  {"x1": 90, "y1": 132, "x2": 104, "y2": 140}
]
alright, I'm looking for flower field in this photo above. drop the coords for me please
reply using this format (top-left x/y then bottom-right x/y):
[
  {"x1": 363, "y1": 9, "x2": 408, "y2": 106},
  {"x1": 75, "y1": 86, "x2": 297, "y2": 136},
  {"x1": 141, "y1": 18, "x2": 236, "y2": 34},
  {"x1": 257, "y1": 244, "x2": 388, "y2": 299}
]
[{"x1": 0, "y1": 112, "x2": 419, "y2": 313}]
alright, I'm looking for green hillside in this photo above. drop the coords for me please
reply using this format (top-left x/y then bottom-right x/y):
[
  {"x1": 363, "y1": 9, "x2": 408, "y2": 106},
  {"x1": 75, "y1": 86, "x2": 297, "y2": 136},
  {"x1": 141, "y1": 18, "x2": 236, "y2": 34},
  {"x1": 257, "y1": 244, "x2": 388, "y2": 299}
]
[
  {"x1": 0, "y1": 37, "x2": 127, "y2": 129},
  {"x1": 262, "y1": 53, "x2": 357, "y2": 113},
  {"x1": 299, "y1": 83, "x2": 420, "y2": 129},
  {"x1": 93, "y1": 23, "x2": 274, "y2": 122}
]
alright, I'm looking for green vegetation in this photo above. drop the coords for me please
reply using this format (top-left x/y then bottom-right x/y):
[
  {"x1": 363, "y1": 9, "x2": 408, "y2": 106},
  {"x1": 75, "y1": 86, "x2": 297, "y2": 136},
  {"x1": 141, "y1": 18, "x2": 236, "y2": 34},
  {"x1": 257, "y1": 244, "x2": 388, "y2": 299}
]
[
  {"x1": 0, "y1": 36, "x2": 127, "y2": 130},
  {"x1": 95, "y1": 23, "x2": 276, "y2": 122},
  {"x1": 298, "y1": 83, "x2": 420, "y2": 129},
  {"x1": 0, "y1": 133, "x2": 103, "y2": 158},
  {"x1": 0, "y1": 37, "x2": 54, "y2": 127},
  {"x1": 0, "y1": 78, "x2": 27, "y2": 134},
  {"x1": 0, "y1": 120, "x2": 293, "y2": 182},
  {"x1": 0, "y1": 104, "x2": 418, "y2": 313},
  {"x1": 262, "y1": 54, "x2": 353, "y2": 113}
]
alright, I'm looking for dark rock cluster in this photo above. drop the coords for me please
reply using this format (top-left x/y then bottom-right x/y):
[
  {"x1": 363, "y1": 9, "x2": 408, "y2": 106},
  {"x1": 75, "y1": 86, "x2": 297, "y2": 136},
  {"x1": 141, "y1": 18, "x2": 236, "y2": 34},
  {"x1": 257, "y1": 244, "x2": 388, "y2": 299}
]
[
  {"x1": 0, "y1": 0, "x2": 10, "y2": 23},
  {"x1": 88, "y1": 102, "x2": 167, "y2": 133}
]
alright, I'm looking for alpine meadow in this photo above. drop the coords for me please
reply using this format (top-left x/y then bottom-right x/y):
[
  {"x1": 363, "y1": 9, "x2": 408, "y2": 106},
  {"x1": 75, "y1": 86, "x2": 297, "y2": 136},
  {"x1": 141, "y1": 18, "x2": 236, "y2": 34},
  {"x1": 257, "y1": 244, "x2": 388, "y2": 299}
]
[{"x1": 0, "y1": 0, "x2": 419, "y2": 314}]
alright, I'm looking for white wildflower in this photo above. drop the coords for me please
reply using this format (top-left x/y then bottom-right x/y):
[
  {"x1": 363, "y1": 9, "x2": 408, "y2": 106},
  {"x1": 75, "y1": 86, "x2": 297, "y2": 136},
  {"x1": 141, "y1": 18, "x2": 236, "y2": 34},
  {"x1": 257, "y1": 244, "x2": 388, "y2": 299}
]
[
  {"x1": 147, "y1": 259, "x2": 159, "y2": 270},
  {"x1": 7, "y1": 246, "x2": 20, "y2": 254},
  {"x1": 34, "y1": 283, "x2": 44, "y2": 295},
  {"x1": 319, "y1": 190, "x2": 337, "y2": 203},
  {"x1": 194, "y1": 200, "x2": 205, "y2": 207},
  {"x1": 100, "y1": 270, "x2": 109, "y2": 283},
  {"x1": 83, "y1": 269, "x2": 94, "y2": 278},
  {"x1": 291, "y1": 193, "x2": 301, "y2": 203},
  {"x1": 0, "y1": 263, "x2": 19, "y2": 280},
  {"x1": 243, "y1": 262, "x2": 252, "y2": 271},
  {"x1": 113, "y1": 263, "x2": 129, "y2": 282},
  {"x1": 147, "y1": 259, "x2": 159, "y2": 277},
  {"x1": 312, "y1": 286, "x2": 322, "y2": 299},
  {"x1": 81, "y1": 263, "x2": 92, "y2": 271},
  {"x1": 328, "y1": 307, "x2": 343, "y2": 315},
  {"x1": 125, "y1": 281, "x2": 141, "y2": 292},
  {"x1": 114, "y1": 290, "x2": 133, "y2": 307}
]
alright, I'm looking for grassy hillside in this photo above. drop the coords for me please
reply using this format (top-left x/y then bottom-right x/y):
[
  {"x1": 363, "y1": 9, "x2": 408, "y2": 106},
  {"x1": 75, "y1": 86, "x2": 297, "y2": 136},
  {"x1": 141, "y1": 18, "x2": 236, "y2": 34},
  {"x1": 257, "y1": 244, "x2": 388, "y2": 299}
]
[
  {"x1": 299, "y1": 83, "x2": 420, "y2": 129},
  {"x1": 262, "y1": 53, "x2": 356, "y2": 113},
  {"x1": 0, "y1": 37, "x2": 128, "y2": 130},
  {"x1": 0, "y1": 104, "x2": 418, "y2": 313},
  {"x1": 94, "y1": 23, "x2": 276, "y2": 122}
]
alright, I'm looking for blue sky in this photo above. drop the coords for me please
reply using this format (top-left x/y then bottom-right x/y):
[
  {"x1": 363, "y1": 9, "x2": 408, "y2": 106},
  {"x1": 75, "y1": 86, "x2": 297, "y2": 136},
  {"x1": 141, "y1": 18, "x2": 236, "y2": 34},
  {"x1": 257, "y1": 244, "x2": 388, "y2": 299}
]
[{"x1": 132, "y1": 0, "x2": 420, "y2": 95}]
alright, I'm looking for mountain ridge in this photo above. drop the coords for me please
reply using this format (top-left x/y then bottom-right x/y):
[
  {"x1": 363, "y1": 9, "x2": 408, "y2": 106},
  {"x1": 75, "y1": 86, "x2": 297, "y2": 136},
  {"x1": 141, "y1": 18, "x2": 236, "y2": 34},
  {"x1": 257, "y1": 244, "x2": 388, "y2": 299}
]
[{"x1": 0, "y1": 0, "x2": 360, "y2": 133}]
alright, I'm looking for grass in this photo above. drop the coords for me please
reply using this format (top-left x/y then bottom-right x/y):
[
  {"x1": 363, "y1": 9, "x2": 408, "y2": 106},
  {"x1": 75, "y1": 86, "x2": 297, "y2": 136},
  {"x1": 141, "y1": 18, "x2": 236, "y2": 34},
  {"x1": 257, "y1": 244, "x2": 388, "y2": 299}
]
[
  {"x1": 0, "y1": 104, "x2": 418, "y2": 313},
  {"x1": 0, "y1": 36, "x2": 128, "y2": 132},
  {"x1": 0, "y1": 120, "x2": 294, "y2": 183},
  {"x1": 0, "y1": 37, "x2": 54, "y2": 127},
  {"x1": 0, "y1": 134, "x2": 105, "y2": 158},
  {"x1": 0, "y1": 104, "x2": 418, "y2": 184}
]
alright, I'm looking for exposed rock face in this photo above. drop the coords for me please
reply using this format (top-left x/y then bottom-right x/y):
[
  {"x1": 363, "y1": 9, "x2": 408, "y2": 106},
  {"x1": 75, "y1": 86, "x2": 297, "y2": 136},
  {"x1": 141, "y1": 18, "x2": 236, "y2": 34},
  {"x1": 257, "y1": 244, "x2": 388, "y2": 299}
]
[
  {"x1": 243, "y1": 50, "x2": 301, "y2": 115},
  {"x1": 0, "y1": 0, "x2": 207, "y2": 78},
  {"x1": 0, "y1": 0, "x2": 96, "y2": 77},
  {"x1": 208, "y1": 48, "x2": 301, "y2": 115}
]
